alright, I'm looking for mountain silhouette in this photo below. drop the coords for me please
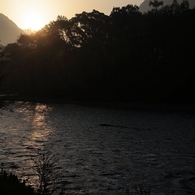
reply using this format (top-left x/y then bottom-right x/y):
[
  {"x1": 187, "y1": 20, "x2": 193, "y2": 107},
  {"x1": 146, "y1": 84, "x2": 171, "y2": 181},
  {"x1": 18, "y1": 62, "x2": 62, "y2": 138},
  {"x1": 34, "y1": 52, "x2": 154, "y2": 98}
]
[
  {"x1": 0, "y1": 13, "x2": 24, "y2": 46},
  {"x1": 139, "y1": 0, "x2": 195, "y2": 12}
]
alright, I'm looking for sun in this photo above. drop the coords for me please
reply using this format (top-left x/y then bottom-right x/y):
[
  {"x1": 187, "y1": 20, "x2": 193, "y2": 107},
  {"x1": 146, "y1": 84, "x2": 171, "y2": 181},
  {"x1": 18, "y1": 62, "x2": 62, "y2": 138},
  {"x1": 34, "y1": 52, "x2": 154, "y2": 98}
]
[{"x1": 21, "y1": 9, "x2": 46, "y2": 31}]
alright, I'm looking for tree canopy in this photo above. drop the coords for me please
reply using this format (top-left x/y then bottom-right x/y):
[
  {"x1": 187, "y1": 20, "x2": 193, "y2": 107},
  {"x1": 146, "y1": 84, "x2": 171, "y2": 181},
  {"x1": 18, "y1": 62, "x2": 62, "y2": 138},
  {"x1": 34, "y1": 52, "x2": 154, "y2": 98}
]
[
  {"x1": 149, "y1": 0, "x2": 164, "y2": 10},
  {"x1": 1, "y1": 0, "x2": 195, "y2": 103}
]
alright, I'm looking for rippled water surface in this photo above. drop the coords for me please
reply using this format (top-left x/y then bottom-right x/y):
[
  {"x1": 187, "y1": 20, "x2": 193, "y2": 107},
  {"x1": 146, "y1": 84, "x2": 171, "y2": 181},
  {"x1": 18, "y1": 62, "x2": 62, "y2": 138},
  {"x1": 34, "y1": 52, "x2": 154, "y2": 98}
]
[{"x1": 0, "y1": 102, "x2": 195, "y2": 194}]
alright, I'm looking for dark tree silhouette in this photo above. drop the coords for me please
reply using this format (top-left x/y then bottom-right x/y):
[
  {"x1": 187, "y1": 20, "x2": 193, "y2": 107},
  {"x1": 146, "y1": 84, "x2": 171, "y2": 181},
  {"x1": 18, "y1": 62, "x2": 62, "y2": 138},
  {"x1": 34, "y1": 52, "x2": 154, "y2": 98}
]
[
  {"x1": 2, "y1": 3, "x2": 195, "y2": 102},
  {"x1": 149, "y1": 0, "x2": 164, "y2": 10},
  {"x1": 180, "y1": 0, "x2": 190, "y2": 11}
]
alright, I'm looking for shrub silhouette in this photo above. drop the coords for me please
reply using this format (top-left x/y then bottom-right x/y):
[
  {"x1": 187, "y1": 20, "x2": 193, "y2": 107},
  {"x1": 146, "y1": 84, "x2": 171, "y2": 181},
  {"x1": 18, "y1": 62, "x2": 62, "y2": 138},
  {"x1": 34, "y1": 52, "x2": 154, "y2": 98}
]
[
  {"x1": 32, "y1": 150, "x2": 69, "y2": 195},
  {"x1": 0, "y1": 169, "x2": 35, "y2": 195}
]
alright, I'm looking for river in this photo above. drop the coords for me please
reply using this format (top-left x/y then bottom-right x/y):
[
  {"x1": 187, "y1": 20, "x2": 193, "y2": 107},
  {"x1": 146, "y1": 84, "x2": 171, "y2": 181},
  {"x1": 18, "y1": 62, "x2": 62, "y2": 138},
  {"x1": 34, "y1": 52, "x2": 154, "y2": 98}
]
[{"x1": 0, "y1": 101, "x2": 195, "y2": 194}]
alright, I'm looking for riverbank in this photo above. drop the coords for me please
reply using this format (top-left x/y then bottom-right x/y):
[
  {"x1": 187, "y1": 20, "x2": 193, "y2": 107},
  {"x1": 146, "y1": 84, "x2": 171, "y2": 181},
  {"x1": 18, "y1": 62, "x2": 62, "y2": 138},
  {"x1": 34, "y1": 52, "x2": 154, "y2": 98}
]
[{"x1": 2, "y1": 94, "x2": 195, "y2": 114}]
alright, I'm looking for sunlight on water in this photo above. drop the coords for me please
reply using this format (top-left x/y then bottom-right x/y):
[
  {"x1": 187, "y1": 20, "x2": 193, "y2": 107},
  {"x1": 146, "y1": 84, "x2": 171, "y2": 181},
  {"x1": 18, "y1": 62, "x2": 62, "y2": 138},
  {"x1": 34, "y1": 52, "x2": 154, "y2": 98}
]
[
  {"x1": 14, "y1": 103, "x2": 54, "y2": 152},
  {"x1": 31, "y1": 104, "x2": 53, "y2": 142},
  {"x1": 3, "y1": 102, "x2": 55, "y2": 188}
]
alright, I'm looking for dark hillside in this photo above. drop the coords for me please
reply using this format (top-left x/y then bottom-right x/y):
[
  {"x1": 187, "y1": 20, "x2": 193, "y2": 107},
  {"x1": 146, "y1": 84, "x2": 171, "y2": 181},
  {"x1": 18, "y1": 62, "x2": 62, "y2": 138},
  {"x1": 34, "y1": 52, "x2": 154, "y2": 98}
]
[
  {"x1": 0, "y1": 13, "x2": 24, "y2": 45},
  {"x1": 139, "y1": 0, "x2": 195, "y2": 12}
]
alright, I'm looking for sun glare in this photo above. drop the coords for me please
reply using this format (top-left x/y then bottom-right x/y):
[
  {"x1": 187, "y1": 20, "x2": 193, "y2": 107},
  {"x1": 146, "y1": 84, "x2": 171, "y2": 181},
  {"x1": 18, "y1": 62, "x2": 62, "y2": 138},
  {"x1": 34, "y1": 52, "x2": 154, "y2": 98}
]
[{"x1": 21, "y1": 9, "x2": 46, "y2": 31}]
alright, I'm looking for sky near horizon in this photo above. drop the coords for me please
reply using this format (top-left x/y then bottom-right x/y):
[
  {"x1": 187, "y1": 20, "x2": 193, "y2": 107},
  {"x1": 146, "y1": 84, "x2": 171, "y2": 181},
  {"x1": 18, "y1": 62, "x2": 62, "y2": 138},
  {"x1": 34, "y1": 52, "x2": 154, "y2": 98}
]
[{"x1": 0, "y1": 0, "x2": 143, "y2": 31}]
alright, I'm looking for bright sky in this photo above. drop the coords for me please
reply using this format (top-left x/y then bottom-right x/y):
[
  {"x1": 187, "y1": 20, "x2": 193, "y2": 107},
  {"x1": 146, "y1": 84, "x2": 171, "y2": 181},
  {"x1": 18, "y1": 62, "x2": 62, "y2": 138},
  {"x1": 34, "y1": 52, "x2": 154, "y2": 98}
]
[{"x1": 0, "y1": 0, "x2": 143, "y2": 31}]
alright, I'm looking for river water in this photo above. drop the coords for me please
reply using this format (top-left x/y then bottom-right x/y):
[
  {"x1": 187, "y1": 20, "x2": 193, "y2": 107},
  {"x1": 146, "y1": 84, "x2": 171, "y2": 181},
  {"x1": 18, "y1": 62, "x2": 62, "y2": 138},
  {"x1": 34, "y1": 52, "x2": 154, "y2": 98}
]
[{"x1": 0, "y1": 101, "x2": 195, "y2": 195}]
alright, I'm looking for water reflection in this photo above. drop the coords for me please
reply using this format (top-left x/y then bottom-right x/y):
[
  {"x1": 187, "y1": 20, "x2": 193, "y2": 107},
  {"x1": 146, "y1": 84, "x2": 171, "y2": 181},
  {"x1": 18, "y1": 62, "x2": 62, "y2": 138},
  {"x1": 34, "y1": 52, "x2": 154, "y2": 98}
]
[
  {"x1": 17, "y1": 103, "x2": 54, "y2": 187},
  {"x1": 31, "y1": 103, "x2": 52, "y2": 143},
  {"x1": 21, "y1": 103, "x2": 51, "y2": 150}
]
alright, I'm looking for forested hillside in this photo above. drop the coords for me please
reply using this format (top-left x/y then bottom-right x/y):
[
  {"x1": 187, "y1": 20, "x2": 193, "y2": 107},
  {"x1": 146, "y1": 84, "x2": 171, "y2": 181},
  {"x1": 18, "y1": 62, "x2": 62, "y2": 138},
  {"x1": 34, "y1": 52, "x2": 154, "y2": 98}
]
[
  {"x1": 1, "y1": 1, "x2": 195, "y2": 103},
  {"x1": 139, "y1": 0, "x2": 195, "y2": 12}
]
